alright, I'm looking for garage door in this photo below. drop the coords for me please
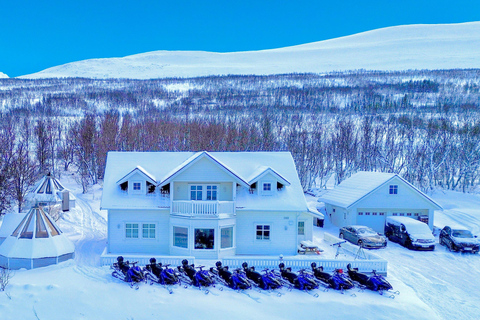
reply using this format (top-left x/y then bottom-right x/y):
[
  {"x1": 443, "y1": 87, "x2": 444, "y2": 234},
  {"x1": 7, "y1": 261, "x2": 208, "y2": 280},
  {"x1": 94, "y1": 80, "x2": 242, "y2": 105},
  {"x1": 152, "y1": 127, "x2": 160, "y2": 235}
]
[{"x1": 357, "y1": 211, "x2": 386, "y2": 234}]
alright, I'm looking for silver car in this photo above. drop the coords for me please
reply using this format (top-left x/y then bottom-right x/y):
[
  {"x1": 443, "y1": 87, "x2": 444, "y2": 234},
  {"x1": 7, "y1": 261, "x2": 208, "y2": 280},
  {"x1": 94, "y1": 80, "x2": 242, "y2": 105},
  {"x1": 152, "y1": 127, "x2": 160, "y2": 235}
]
[{"x1": 339, "y1": 225, "x2": 387, "y2": 249}]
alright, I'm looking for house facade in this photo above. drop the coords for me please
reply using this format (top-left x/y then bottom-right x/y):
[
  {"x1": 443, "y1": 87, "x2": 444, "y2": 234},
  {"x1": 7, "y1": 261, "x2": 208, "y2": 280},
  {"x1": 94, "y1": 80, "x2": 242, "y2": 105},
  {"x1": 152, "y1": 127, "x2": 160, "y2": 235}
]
[
  {"x1": 320, "y1": 172, "x2": 442, "y2": 233},
  {"x1": 101, "y1": 151, "x2": 319, "y2": 259}
]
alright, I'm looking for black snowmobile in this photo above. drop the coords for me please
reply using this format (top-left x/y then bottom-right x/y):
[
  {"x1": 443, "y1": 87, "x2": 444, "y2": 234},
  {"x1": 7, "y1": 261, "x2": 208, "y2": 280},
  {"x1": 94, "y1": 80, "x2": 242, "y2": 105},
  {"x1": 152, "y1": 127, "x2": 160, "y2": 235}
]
[
  {"x1": 346, "y1": 264, "x2": 393, "y2": 292},
  {"x1": 311, "y1": 262, "x2": 353, "y2": 291}
]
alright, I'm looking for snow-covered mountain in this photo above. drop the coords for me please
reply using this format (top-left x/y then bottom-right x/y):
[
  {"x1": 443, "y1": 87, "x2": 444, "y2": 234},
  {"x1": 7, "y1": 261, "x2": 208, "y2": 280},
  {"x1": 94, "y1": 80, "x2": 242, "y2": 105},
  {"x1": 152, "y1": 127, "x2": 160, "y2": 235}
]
[
  {"x1": 19, "y1": 22, "x2": 480, "y2": 79},
  {"x1": 0, "y1": 72, "x2": 8, "y2": 78}
]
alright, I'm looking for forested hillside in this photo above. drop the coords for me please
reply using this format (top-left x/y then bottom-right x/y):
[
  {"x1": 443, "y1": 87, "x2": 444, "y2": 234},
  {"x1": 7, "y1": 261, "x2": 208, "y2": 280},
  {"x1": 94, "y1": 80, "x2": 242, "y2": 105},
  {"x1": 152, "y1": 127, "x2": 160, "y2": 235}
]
[{"x1": 1, "y1": 69, "x2": 479, "y2": 214}]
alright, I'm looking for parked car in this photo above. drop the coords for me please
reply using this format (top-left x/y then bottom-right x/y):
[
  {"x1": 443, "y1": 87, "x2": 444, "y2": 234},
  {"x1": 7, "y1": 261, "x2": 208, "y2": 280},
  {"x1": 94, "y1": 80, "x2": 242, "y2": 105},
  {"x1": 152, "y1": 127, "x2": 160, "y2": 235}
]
[
  {"x1": 339, "y1": 225, "x2": 387, "y2": 249},
  {"x1": 439, "y1": 226, "x2": 479, "y2": 253},
  {"x1": 384, "y1": 216, "x2": 435, "y2": 251}
]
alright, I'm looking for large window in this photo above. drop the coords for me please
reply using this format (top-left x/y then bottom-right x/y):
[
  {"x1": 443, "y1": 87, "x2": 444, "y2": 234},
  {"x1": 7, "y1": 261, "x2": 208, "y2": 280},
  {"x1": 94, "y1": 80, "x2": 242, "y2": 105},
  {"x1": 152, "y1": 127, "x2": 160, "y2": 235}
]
[
  {"x1": 190, "y1": 185, "x2": 203, "y2": 200},
  {"x1": 206, "y1": 185, "x2": 217, "y2": 200},
  {"x1": 389, "y1": 185, "x2": 398, "y2": 194},
  {"x1": 221, "y1": 227, "x2": 233, "y2": 249},
  {"x1": 195, "y1": 228, "x2": 214, "y2": 249},
  {"x1": 125, "y1": 223, "x2": 139, "y2": 238},
  {"x1": 142, "y1": 224, "x2": 155, "y2": 239},
  {"x1": 256, "y1": 225, "x2": 270, "y2": 240},
  {"x1": 173, "y1": 226, "x2": 188, "y2": 248},
  {"x1": 191, "y1": 185, "x2": 218, "y2": 200}
]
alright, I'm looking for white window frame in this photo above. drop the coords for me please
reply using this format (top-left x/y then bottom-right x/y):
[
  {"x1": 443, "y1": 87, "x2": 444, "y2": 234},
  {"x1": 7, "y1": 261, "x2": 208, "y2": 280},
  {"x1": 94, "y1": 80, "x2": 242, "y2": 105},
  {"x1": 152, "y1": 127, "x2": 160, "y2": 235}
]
[
  {"x1": 255, "y1": 224, "x2": 271, "y2": 241},
  {"x1": 298, "y1": 221, "x2": 305, "y2": 236},
  {"x1": 190, "y1": 184, "x2": 219, "y2": 201},
  {"x1": 173, "y1": 226, "x2": 188, "y2": 248},
  {"x1": 190, "y1": 185, "x2": 203, "y2": 200},
  {"x1": 260, "y1": 181, "x2": 274, "y2": 195},
  {"x1": 131, "y1": 180, "x2": 143, "y2": 194},
  {"x1": 142, "y1": 223, "x2": 156, "y2": 239},
  {"x1": 125, "y1": 222, "x2": 157, "y2": 239},
  {"x1": 220, "y1": 226, "x2": 234, "y2": 249},
  {"x1": 389, "y1": 185, "x2": 398, "y2": 195},
  {"x1": 125, "y1": 223, "x2": 139, "y2": 239}
]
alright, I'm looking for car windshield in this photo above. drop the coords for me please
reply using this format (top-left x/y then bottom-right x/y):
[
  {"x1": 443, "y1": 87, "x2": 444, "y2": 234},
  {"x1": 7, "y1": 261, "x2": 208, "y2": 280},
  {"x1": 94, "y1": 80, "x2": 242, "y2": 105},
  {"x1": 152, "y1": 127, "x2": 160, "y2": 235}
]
[
  {"x1": 357, "y1": 227, "x2": 377, "y2": 236},
  {"x1": 452, "y1": 230, "x2": 473, "y2": 238}
]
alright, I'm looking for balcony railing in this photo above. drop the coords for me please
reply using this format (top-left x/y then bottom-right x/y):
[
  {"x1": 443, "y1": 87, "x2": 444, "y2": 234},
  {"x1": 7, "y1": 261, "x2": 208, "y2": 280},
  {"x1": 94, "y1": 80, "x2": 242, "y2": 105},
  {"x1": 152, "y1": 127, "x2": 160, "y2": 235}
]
[{"x1": 171, "y1": 200, "x2": 235, "y2": 216}]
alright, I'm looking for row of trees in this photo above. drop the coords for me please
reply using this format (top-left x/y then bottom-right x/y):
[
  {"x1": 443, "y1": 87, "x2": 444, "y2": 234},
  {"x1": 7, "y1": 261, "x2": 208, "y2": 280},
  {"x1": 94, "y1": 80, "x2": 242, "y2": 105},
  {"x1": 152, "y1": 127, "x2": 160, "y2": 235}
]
[
  {"x1": 1, "y1": 69, "x2": 479, "y2": 118},
  {"x1": 1, "y1": 107, "x2": 479, "y2": 215}
]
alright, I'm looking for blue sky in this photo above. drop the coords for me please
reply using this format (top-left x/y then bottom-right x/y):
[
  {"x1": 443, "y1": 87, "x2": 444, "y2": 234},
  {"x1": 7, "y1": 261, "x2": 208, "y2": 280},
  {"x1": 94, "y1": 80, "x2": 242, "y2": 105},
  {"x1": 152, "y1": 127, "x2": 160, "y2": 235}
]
[{"x1": 1, "y1": 0, "x2": 479, "y2": 77}]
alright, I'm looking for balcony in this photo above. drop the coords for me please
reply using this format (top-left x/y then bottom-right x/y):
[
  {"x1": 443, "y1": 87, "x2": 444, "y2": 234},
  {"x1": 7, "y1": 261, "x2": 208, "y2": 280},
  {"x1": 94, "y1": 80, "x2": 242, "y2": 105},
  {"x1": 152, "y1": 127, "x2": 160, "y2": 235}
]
[{"x1": 171, "y1": 200, "x2": 235, "y2": 217}]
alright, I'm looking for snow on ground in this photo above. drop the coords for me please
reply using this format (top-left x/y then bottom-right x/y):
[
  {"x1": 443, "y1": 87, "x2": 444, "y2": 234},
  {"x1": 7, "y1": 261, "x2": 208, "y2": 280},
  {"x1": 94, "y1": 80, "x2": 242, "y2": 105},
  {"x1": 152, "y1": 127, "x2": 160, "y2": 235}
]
[{"x1": 0, "y1": 178, "x2": 479, "y2": 319}]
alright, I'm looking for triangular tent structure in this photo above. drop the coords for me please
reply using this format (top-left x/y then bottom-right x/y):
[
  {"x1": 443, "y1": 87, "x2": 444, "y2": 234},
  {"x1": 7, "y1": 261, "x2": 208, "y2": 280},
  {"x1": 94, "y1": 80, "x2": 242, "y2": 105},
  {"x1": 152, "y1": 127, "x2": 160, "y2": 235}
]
[
  {"x1": 27, "y1": 173, "x2": 76, "y2": 211},
  {"x1": 0, "y1": 206, "x2": 75, "y2": 269}
]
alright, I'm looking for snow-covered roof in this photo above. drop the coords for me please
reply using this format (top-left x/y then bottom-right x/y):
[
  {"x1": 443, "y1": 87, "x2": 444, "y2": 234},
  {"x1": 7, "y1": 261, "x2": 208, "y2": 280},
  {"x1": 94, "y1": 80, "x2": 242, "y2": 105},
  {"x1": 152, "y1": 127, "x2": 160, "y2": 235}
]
[
  {"x1": 27, "y1": 173, "x2": 76, "y2": 203},
  {"x1": 0, "y1": 206, "x2": 75, "y2": 260},
  {"x1": 116, "y1": 166, "x2": 157, "y2": 185},
  {"x1": 246, "y1": 166, "x2": 291, "y2": 186},
  {"x1": 319, "y1": 171, "x2": 442, "y2": 209},
  {"x1": 101, "y1": 151, "x2": 308, "y2": 212}
]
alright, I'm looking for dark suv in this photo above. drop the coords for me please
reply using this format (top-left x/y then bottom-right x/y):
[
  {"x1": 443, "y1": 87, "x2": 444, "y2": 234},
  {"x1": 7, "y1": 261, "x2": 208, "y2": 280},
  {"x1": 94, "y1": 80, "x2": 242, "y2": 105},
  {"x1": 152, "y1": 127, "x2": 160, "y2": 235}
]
[{"x1": 439, "y1": 226, "x2": 479, "y2": 253}]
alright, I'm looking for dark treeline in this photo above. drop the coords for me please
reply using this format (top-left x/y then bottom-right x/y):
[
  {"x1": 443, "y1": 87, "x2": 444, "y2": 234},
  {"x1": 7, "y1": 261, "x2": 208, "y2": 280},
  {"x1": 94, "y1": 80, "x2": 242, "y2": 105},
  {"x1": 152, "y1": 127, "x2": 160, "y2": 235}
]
[{"x1": 0, "y1": 70, "x2": 479, "y2": 214}]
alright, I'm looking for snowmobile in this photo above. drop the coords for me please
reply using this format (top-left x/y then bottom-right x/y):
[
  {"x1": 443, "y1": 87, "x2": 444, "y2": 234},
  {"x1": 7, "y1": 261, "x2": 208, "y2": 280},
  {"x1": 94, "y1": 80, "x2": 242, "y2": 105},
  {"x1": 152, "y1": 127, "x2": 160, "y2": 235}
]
[
  {"x1": 177, "y1": 259, "x2": 214, "y2": 289},
  {"x1": 278, "y1": 263, "x2": 318, "y2": 291},
  {"x1": 346, "y1": 264, "x2": 393, "y2": 292},
  {"x1": 111, "y1": 256, "x2": 146, "y2": 287},
  {"x1": 242, "y1": 262, "x2": 282, "y2": 290},
  {"x1": 311, "y1": 262, "x2": 353, "y2": 291},
  {"x1": 145, "y1": 258, "x2": 180, "y2": 285},
  {"x1": 211, "y1": 261, "x2": 251, "y2": 290}
]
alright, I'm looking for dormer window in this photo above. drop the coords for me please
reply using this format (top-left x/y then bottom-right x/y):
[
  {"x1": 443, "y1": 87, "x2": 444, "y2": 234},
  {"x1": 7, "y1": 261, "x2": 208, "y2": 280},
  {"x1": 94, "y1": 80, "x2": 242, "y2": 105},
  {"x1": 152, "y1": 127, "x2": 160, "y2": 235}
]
[
  {"x1": 261, "y1": 181, "x2": 274, "y2": 195},
  {"x1": 131, "y1": 180, "x2": 143, "y2": 194}
]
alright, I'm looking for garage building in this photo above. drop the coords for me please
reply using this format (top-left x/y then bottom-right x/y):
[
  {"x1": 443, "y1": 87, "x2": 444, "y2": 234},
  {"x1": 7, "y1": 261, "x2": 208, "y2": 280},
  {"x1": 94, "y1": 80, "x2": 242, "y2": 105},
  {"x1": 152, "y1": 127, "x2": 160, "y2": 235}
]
[{"x1": 319, "y1": 172, "x2": 442, "y2": 233}]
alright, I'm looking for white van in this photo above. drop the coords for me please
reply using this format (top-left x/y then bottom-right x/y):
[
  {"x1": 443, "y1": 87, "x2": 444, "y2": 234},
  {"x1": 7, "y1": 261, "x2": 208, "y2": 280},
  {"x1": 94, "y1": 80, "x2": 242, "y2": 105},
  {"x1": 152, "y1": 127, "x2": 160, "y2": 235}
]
[{"x1": 384, "y1": 216, "x2": 435, "y2": 251}]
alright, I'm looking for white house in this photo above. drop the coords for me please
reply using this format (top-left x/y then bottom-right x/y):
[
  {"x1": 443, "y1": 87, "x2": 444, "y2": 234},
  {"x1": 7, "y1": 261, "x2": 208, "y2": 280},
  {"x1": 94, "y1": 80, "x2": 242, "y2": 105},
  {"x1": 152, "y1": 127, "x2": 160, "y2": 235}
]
[
  {"x1": 100, "y1": 151, "x2": 322, "y2": 260},
  {"x1": 319, "y1": 172, "x2": 442, "y2": 233}
]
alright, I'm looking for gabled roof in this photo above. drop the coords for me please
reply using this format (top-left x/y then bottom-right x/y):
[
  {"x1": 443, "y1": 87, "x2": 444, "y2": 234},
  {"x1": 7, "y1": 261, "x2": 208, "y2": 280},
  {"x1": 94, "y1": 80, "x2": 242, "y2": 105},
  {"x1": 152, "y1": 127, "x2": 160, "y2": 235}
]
[
  {"x1": 320, "y1": 171, "x2": 442, "y2": 210},
  {"x1": 101, "y1": 151, "x2": 308, "y2": 212},
  {"x1": 116, "y1": 165, "x2": 157, "y2": 185},
  {"x1": 246, "y1": 166, "x2": 291, "y2": 186},
  {"x1": 159, "y1": 151, "x2": 249, "y2": 187}
]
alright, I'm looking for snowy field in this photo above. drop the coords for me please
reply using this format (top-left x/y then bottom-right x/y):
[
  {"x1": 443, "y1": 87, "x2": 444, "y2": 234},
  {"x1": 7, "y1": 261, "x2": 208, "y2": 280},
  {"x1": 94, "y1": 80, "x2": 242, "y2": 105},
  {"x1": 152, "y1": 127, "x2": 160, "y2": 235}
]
[{"x1": 0, "y1": 176, "x2": 479, "y2": 320}]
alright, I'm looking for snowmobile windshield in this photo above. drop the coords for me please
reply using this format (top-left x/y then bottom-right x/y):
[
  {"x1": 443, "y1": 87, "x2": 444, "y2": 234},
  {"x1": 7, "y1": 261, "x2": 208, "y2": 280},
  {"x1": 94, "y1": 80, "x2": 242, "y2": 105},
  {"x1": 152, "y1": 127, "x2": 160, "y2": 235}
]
[
  {"x1": 452, "y1": 230, "x2": 473, "y2": 238},
  {"x1": 357, "y1": 227, "x2": 377, "y2": 236}
]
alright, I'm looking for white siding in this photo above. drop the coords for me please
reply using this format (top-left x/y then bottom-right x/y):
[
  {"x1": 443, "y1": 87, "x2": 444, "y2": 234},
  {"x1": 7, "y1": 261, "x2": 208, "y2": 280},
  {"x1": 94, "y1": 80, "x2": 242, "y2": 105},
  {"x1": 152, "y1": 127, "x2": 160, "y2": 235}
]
[
  {"x1": 235, "y1": 210, "x2": 303, "y2": 255},
  {"x1": 108, "y1": 209, "x2": 169, "y2": 254},
  {"x1": 173, "y1": 181, "x2": 233, "y2": 201},
  {"x1": 329, "y1": 177, "x2": 438, "y2": 231},
  {"x1": 257, "y1": 172, "x2": 278, "y2": 196},
  {"x1": 174, "y1": 157, "x2": 236, "y2": 183},
  {"x1": 127, "y1": 172, "x2": 147, "y2": 195},
  {"x1": 355, "y1": 177, "x2": 436, "y2": 210}
]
